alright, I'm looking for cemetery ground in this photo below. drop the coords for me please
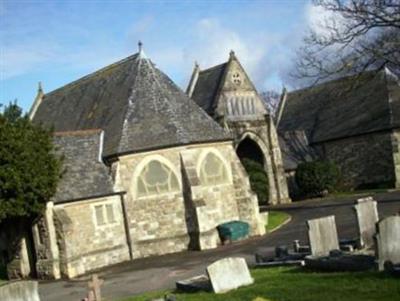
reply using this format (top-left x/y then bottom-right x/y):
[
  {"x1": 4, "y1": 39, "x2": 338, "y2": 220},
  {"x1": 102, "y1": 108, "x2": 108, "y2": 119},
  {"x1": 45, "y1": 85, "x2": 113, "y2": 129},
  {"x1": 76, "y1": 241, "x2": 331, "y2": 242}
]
[
  {"x1": 120, "y1": 267, "x2": 399, "y2": 301},
  {"x1": 39, "y1": 190, "x2": 400, "y2": 301}
]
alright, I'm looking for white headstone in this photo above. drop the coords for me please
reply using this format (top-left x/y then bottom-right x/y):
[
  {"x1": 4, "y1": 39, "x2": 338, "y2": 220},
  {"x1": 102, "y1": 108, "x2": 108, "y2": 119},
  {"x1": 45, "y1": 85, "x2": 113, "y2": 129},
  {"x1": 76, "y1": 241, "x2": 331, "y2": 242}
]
[
  {"x1": 206, "y1": 257, "x2": 253, "y2": 293},
  {"x1": 353, "y1": 197, "x2": 379, "y2": 249},
  {"x1": 0, "y1": 281, "x2": 40, "y2": 301},
  {"x1": 376, "y1": 215, "x2": 400, "y2": 271},
  {"x1": 307, "y1": 215, "x2": 339, "y2": 256}
]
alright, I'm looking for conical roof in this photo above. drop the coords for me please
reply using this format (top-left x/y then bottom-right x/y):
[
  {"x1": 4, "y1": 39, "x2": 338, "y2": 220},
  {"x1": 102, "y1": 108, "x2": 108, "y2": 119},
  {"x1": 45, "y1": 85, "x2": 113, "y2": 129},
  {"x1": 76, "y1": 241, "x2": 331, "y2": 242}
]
[{"x1": 33, "y1": 51, "x2": 231, "y2": 157}]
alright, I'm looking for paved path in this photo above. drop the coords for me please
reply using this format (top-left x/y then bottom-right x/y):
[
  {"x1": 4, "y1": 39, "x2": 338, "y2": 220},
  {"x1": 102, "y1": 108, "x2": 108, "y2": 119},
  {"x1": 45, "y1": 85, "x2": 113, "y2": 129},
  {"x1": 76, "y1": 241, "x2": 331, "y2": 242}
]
[{"x1": 39, "y1": 191, "x2": 400, "y2": 301}]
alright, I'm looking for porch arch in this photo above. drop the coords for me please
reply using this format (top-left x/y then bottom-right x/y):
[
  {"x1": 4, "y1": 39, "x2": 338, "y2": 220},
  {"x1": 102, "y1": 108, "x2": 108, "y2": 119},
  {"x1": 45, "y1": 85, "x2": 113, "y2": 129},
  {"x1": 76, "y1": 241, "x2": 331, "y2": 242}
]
[{"x1": 236, "y1": 131, "x2": 278, "y2": 204}]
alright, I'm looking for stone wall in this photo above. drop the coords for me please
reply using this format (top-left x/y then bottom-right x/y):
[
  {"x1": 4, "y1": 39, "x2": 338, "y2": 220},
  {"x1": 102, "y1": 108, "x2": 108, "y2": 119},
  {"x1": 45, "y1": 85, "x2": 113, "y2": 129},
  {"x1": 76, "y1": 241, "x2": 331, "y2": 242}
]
[
  {"x1": 53, "y1": 195, "x2": 130, "y2": 278},
  {"x1": 18, "y1": 141, "x2": 266, "y2": 279},
  {"x1": 33, "y1": 202, "x2": 60, "y2": 279},
  {"x1": 114, "y1": 141, "x2": 265, "y2": 255},
  {"x1": 115, "y1": 150, "x2": 190, "y2": 258},
  {"x1": 321, "y1": 131, "x2": 396, "y2": 188}
]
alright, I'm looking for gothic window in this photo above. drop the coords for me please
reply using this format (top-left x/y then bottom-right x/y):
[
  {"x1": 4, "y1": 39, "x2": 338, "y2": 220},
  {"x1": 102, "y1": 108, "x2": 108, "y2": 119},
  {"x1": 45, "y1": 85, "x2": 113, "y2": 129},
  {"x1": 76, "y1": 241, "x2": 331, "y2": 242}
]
[
  {"x1": 199, "y1": 153, "x2": 230, "y2": 186},
  {"x1": 232, "y1": 72, "x2": 241, "y2": 86},
  {"x1": 137, "y1": 160, "x2": 179, "y2": 197}
]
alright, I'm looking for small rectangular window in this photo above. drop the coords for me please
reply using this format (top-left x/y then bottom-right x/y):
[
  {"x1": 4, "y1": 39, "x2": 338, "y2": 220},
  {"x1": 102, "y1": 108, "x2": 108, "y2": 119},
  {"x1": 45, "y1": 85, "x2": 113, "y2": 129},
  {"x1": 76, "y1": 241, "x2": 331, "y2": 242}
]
[
  {"x1": 106, "y1": 204, "x2": 115, "y2": 223},
  {"x1": 95, "y1": 205, "x2": 105, "y2": 226}
]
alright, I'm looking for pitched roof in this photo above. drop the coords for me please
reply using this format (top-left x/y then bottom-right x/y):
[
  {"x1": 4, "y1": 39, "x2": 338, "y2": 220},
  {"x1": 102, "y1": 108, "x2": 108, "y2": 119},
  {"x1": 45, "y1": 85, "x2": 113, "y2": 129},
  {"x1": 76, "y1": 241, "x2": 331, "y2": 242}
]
[
  {"x1": 33, "y1": 51, "x2": 231, "y2": 158},
  {"x1": 52, "y1": 130, "x2": 117, "y2": 203},
  {"x1": 279, "y1": 131, "x2": 318, "y2": 171},
  {"x1": 278, "y1": 68, "x2": 400, "y2": 144},
  {"x1": 190, "y1": 63, "x2": 227, "y2": 114}
]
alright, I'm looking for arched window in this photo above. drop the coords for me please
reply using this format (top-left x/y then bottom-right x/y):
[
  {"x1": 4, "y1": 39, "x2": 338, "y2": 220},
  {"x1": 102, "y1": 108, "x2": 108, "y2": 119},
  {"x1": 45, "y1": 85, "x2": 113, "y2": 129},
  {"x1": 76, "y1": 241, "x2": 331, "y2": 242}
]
[
  {"x1": 199, "y1": 153, "x2": 230, "y2": 186},
  {"x1": 137, "y1": 160, "x2": 179, "y2": 197}
]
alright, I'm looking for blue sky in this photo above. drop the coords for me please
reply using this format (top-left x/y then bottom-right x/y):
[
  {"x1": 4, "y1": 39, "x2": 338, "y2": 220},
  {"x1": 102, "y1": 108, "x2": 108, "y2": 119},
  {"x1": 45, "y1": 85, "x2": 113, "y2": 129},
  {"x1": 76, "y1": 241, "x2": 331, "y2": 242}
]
[{"x1": 1, "y1": 0, "x2": 317, "y2": 112}]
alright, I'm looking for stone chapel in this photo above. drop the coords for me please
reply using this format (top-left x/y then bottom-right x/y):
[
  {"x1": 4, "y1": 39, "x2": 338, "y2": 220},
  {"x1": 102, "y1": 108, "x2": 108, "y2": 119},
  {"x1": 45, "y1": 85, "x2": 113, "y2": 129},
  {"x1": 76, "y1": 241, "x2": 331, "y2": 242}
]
[{"x1": 3, "y1": 44, "x2": 290, "y2": 280}]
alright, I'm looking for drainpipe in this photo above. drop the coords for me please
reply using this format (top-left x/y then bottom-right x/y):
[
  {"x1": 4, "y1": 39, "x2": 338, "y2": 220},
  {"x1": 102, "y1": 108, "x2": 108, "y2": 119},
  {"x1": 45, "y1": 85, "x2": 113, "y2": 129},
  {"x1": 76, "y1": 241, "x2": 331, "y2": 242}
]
[{"x1": 120, "y1": 194, "x2": 133, "y2": 260}]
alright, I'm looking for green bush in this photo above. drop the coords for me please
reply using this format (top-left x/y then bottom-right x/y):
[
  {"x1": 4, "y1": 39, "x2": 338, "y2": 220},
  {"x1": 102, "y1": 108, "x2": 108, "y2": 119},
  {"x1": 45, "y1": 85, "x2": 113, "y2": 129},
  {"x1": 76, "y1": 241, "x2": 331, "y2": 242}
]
[
  {"x1": 295, "y1": 160, "x2": 340, "y2": 197},
  {"x1": 0, "y1": 264, "x2": 7, "y2": 280},
  {"x1": 241, "y1": 158, "x2": 269, "y2": 204}
]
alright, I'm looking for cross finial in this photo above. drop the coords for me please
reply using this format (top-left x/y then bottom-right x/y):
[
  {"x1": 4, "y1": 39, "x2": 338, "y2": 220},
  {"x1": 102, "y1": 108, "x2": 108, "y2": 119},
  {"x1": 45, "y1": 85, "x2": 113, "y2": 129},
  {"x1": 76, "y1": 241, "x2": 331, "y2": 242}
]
[
  {"x1": 138, "y1": 40, "x2": 147, "y2": 59},
  {"x1": 229, "y1": 50, "x2": 235, "y2": 59},
  {"x1": 38, "y1": 81, "x2": 43, "y2": 93},
  {"x1": 138, "y1": 41, "x2": 143, "y2": 53}
]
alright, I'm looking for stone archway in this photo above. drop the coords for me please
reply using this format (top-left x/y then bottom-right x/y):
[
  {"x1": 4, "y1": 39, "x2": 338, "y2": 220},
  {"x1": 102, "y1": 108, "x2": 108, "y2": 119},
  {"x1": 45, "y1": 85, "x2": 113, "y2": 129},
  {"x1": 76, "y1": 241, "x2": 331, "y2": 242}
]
[
  {"x1": 236, "y1": 137, "x2": 265, "y2": 166},
  {"x1": 236, "y1": 136, "x2": 271, "y2": 204}
]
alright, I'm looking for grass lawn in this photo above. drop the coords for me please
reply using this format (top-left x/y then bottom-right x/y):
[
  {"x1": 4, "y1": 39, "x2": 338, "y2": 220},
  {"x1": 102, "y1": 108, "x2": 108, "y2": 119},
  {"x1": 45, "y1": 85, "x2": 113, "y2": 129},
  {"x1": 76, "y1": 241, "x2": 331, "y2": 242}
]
[
  {"x1": 330, "y1": 188, "x2": 390, "y2": 198},
  {"x1": 265, "y1": 211, "x2": 290, "y2": 232},
  {"x1": 120, "y1": 267, "x2": 400, "y2": 301}
]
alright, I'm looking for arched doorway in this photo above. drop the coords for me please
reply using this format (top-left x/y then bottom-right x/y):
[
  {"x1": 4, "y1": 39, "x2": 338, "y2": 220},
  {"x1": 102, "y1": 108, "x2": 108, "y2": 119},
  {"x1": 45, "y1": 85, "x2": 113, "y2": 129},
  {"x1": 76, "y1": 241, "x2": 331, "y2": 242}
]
[
  {"x1": 236, "y1": 137, "x2": 264, "y2": 166},
  {"x1": 236, "y1": 138, "x2": 269, "y2": 204}
]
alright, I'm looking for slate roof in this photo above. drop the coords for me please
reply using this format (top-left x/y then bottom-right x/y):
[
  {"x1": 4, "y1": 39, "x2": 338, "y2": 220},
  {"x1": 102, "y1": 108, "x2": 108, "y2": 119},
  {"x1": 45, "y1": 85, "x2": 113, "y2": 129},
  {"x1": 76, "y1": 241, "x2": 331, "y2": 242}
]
[
  {"x1": 52, "y1": 130, "x2": 116, "y2": 203},
  {"x1": 190, "y1": 63, "x2": 227, "y2": 114},
  {"x1": 278, "y1": 68, "x2": 400, "y2": 144},
  {"x1": 33, "y1": 51, "x2": 231, "y2": 158},
  {"x1": 279, "y1": 131, "x2": 318, "y2": 171}
]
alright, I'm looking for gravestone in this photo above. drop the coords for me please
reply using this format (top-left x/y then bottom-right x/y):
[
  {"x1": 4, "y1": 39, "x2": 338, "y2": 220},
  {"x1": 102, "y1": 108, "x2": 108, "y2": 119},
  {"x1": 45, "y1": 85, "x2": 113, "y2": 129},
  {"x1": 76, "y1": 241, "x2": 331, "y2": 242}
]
[
  {"x1": 353, "y1": 197, "x2": 379, "y2": 249},
  {"x1": 307, "y1": 215, "x2": 339, "y2": 256},
  {"x1": 375, "y1": 215, "x2": 400, "y2": 271},
  {"x1": 206, "y1": 257, "x2": 253, "y2": 293},
  {"x1": 0, "y1": 281, "x2": 40, "y2": 301}
]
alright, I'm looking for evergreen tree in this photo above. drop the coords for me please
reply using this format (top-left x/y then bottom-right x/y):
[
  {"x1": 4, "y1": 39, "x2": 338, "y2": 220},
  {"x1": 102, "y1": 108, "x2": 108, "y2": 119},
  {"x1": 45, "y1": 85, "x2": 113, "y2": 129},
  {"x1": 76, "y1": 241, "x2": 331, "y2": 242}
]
[
  {"x1": 241, "y1": 158, "x2": 269, "y2": 204},
  {"x1": 0, "y1": 102, "x2": 62, "y2": 222}
]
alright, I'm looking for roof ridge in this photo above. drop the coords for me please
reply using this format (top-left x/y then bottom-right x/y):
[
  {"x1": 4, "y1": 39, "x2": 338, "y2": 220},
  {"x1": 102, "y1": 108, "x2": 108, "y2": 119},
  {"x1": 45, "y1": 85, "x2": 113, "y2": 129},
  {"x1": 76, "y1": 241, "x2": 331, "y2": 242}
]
[
  {"x1": 288, "y1": 69, "x2": 381, "y2": 95},
  {"x1": 199, "y1": 62, "x2": 227, "y2": 74},
  {"x1": 45, "y1": 53, "x2": 140, "y2": 98},
  {"x1": 54, "y1": 129, "x2": 103, "y2": 136}
]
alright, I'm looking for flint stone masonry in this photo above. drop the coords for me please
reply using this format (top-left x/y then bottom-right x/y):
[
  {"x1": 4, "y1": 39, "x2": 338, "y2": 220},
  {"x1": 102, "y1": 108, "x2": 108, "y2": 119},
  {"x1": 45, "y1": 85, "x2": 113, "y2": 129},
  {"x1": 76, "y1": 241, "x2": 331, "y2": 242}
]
[
  {"x1": 307, "y1": 216, "x2": 339, "y2": 256},
  {"x1": 115, "y1": 143, "x2": 265, "y2": 257},
  {"x1": 0, "y1": 281, "x2": 40, "y2": 301},
  {"x1": 322, "y1": 132, "x2": 395, "y2": 188},
  {"x1": 206, "y1": 257, "x2": 253, "y2": 293},
  {"x1": 375, "y1": 215, "x2": 400, "y2": 271},
  {"x1": 353, "y1": 197, "x2": 379, "y2": 249},
  {"x1": 53, "y1": 195, "x2": 130, "y2": 278}
]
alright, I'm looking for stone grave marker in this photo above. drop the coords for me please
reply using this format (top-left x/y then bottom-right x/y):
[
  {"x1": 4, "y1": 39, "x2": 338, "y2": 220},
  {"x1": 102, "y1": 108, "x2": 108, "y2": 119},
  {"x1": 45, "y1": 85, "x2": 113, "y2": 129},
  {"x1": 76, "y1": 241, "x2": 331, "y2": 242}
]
[
  {"x1": 86, "y1": 274, "x2": 104, "y2": 301},
  {"x1": 307, "y1": 215, "x2": 339, "y2": 256},
  {"x1": 375, "y1": 215, "x2": 400, "y2": 271},
  {"x1": 0, "y1": 281, "x2": 40, "y2": 301},
  {"x1": 353, "y1": 197, "x2": 379, "y2": 249},
  {"x1": 206, "y1": 257, "x2": 253, "y2": 293}
]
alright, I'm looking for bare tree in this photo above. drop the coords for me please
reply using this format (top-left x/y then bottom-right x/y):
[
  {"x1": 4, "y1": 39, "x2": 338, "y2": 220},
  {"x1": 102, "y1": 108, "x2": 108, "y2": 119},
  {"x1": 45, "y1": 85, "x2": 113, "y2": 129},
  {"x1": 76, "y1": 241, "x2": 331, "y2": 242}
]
[
  {"x1": 260, "y1": 90, "x2": 281, "y2": 117},
  {"x1": 293, "y1": 0, "x2": 400, "y2": 84}
]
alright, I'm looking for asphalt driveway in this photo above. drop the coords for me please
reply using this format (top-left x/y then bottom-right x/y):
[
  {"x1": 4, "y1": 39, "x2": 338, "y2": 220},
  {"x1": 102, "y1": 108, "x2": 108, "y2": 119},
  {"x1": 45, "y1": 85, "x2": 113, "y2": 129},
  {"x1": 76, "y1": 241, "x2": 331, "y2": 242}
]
[{"x1": 39, "y1": 191, "x2": 400, "y2": 301}]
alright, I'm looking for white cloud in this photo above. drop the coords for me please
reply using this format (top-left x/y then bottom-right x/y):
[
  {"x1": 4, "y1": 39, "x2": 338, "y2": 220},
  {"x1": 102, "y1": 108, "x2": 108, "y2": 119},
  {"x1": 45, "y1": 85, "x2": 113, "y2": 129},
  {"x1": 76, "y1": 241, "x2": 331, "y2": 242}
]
[{"x1": 188, "y1": 18, "x2": 267, "y2": 82}]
